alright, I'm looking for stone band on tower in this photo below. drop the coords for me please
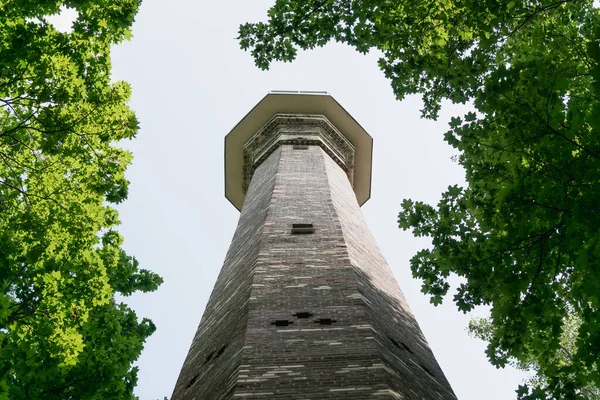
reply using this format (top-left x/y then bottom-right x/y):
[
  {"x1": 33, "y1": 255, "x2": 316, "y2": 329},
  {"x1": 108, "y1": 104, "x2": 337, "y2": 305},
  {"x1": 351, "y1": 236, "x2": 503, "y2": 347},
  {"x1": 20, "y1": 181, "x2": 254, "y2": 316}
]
[{"x1": 171, "y1": 92, "x2": 457, "y2": 399}]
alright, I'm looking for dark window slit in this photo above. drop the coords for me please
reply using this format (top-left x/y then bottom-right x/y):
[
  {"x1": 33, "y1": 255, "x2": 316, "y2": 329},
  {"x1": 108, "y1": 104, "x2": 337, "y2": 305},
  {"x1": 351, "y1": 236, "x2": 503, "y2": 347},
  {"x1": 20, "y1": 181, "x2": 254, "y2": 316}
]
[
  {"x1": 185, "y1": 374, "x2": 199, "y2": 389},
  {"x1": 203, "y1": 351, "x2": 214, "y2": 364},
  {"x1": 388, "y1": 336, "x2": 415, "y2": 355},
  {"x1": 293, "y1": 144, "x2": 309, "y2": 150},
  {"x1": 401, "y1": 342, "x2": 414, "y2": 354},
  {"x1": 215, "y1": 344, "x2": 228, "y2": 358},
  {"x1": 271, "y1": 320, "x2": 294, "y2": 327},
  {"x1": 315, "y1": 318, "x2": 336, "y2": 325},
  {"x1": 291, "y1": 223, "x2": 315, "y2": 234},
  {"x1": 421, "y1": 364, "x2": 436, "y2": 378},
  {"x1": 293, "y1": 311, "x2": 313, "y2": 319}
]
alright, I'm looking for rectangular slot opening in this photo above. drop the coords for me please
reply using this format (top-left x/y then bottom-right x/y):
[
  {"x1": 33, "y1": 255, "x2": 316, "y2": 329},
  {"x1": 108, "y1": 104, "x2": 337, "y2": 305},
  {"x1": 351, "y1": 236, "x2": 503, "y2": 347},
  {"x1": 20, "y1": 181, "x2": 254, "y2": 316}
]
[
  {"x1": 315, "y1": 318, "x2": 336, "y2": 325},
  {"x1": 271, "y1": 320, "x2": 294, "y2": 327},
  {"x1": 293, "y1": 312, "x2": 313, "y2": 319},
  {"x1": 186, "y1": 374, "x2": 199, "y2": 389},
  {"x1": 293, "y1": 144, "x2": 309, "y2": 150},
  {"x1": 291, "y1": 224, "x2": 315, "y2": 234}
]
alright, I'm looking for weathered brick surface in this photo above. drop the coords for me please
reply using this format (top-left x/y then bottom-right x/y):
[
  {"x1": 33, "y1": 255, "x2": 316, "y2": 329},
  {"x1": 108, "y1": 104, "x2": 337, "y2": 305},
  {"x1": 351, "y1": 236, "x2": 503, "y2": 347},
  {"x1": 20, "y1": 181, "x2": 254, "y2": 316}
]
[
  {"x1": 234, "y1": 145, "x2": 387, "y2": 399},
  {"x1": 171, "y1": 147, "x2": 282, "y2": 400},
  {"x1": 172, "y1": 122, "x2": 456, "y2": 399},
  {"x1": 324, "y1": 152, "x2": 457, "y2": 399}
]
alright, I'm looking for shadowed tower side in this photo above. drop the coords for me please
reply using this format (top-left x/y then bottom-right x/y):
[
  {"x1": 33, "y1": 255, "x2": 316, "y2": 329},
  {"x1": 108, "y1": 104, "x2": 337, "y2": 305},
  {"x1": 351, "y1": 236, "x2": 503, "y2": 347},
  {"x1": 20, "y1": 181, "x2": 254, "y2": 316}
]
[{"x1": 171, "y1": 92, "x2": 457, "y2": 399}]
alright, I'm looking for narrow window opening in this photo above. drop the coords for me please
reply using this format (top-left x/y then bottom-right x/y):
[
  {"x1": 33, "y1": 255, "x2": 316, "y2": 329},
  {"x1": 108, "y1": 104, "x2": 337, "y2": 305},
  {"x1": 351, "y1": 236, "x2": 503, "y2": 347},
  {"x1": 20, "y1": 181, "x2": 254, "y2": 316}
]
[
  {"x1": 388, "y1": 336, "x2": 415, "y2": 355},
  {"x1": 186, "y1": 374, "x2": 199, "y2": 389},
  {"x1": 203, "y1": 351, "x2": 214, "y2": 364},
  {"x1": 401, "y1": 342, "x2": 414, "y2": 354},
  {"x1": 271, "y1": 320, "x2": 294, "y2": 327},
  {"x1": 215, "y1": 344, "x2": 228, "y2": 358},
  {"x1": 293, "y1": 144, "x2": 309, "y2": 150},
  {"x1": 420, "y1": 364, "x2": 436, "y2": 378},
  {"x1": 315, "y1": 318, "x2": 336, "y2": 325},
  {"x1": 293, "y1": 311, "x2": 313, "y2": 319},
  {"x1": 291, "y1": 223, "x2": 315, "y2": 234}
]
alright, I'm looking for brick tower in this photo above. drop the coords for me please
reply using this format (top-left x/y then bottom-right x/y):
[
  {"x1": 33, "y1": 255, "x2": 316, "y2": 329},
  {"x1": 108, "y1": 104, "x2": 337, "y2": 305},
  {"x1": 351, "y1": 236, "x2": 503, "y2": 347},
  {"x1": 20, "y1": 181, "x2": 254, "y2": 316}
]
[{"x1": 171, "y1": 92, "x2": 457, "y2": 399}]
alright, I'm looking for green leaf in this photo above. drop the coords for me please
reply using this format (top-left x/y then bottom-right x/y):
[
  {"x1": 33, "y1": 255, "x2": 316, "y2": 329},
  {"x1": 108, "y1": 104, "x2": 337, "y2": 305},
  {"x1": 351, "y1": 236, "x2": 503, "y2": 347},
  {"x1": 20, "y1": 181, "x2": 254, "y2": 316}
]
[{"x1": 0, "y1": 0, "x2": 160, "y2": 397}]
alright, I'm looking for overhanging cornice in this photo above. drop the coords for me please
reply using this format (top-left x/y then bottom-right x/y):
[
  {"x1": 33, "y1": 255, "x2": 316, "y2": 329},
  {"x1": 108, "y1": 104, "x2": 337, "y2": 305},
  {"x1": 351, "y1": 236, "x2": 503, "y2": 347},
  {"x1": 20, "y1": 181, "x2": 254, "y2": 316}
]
[{"x1": 225, "y1": 91, "x2": 373, "y2": 211}]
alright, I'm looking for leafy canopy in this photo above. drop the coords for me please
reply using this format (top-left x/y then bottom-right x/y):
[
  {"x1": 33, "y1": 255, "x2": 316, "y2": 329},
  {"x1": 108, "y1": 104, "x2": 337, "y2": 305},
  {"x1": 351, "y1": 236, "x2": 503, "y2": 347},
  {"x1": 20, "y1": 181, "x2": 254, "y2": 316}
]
[
  {"x1": 239, "y1": 0, "x2": 600, "y2": 398},
  {"x1": 0, "y1": 0, "x2": 162, "y2": 398},
  {"x1": 469, "y1": 313, "x2": 600, "y2": 400}
]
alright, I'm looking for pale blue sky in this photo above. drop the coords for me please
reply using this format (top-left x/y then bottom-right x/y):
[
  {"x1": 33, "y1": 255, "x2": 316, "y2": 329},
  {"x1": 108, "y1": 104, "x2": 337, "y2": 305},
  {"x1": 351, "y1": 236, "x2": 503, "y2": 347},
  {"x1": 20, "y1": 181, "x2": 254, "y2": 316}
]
[{"x1": 53, "y1": 1, "x2": 528, "y2": 398}]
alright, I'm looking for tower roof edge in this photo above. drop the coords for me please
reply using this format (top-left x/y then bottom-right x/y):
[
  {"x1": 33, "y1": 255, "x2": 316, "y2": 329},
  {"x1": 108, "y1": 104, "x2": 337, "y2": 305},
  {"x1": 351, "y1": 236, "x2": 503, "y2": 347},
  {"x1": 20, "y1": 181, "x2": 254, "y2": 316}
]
[{"x1": 225, "y1": 92, "x2": 373, "y2": 211}]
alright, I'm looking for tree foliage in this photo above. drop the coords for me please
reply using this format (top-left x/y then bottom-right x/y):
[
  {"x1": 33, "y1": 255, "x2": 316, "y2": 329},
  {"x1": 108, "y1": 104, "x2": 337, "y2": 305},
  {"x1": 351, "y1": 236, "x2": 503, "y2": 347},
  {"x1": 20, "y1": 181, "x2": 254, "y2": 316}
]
[
  {"x1": 0, "y1": 0, "x2": 162, "y2": 398},
  {"x1": 239, "y1": 0, "x2": 600, "y2": 398},
  {"x1": 469, "y1": 313, "x2": 600, "y2": 399}
]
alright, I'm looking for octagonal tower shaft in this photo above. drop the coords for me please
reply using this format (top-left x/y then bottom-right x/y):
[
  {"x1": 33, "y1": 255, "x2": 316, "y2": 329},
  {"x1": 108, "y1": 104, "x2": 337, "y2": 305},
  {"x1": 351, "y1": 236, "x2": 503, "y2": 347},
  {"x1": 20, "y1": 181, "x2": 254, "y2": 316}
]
[{"x1": 171, "y1": 112, "x2": 457, "y2": 399}]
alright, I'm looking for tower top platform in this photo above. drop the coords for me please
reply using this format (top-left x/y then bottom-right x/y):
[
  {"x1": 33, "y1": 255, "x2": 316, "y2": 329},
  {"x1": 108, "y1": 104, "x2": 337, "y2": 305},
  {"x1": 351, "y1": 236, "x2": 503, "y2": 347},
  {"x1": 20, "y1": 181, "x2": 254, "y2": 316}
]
[{"x1": 225, "y1": 91, "x2": 373, "y2": 210}]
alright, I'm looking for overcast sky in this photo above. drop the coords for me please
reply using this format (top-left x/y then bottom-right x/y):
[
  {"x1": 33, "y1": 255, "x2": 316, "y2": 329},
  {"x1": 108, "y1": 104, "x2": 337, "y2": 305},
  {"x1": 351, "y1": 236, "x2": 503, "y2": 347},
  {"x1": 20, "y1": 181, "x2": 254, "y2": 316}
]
[{"x1": 54, "y1": 0, "x2": 531, "y2": 398}]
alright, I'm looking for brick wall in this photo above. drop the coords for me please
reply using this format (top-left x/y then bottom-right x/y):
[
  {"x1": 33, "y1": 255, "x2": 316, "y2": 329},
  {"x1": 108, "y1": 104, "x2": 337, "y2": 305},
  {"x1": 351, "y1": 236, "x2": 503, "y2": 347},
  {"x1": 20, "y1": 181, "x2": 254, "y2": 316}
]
[
  {"x1": 234, "y1": 145, "x2": 387, "y2": 398},
  {"x1": 172, "y1": 140, "x2": 456, "y2": 399},
  {"x1": 171, "y1": 147, "x2": 282, "y2": 399},
  {"x1": 324, "y1": 151, "x2": 457, "y2": 399}
]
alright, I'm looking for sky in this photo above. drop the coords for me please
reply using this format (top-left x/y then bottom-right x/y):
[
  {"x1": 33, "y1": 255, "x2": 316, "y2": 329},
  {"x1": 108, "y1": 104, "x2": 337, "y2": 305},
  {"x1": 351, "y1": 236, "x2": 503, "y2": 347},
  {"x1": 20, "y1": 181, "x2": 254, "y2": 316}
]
[{"x1": 55, "y1": 1, "x2": 530, "y2": 399}]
